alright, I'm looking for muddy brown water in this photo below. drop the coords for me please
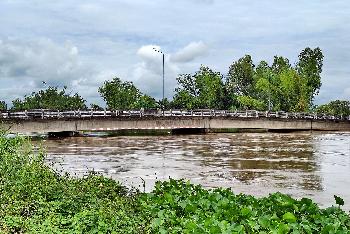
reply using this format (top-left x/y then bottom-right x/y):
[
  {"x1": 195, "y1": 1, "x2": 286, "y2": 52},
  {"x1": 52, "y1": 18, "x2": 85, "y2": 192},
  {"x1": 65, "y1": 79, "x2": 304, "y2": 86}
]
[{"x1": 37, "y1": 132, "x2": 350, "y2": 210}]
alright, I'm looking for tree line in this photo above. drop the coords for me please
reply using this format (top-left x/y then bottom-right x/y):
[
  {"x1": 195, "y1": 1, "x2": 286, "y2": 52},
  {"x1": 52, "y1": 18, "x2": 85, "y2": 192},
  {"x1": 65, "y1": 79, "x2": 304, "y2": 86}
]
[{"x1": 0, "y1": 47, "x2": 349, "y2": 116}]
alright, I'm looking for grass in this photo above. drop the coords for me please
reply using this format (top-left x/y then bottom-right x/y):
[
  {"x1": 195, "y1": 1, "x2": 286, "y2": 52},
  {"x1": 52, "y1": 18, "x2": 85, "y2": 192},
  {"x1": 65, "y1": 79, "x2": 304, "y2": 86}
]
[{"x1": 0, "y1": 133, "x2": 349, "y2": 233}]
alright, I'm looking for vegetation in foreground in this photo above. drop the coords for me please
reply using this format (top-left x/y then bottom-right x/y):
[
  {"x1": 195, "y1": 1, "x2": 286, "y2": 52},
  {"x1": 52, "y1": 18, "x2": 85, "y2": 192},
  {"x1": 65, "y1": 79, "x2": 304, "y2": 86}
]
[{"x1": 1, "y1": 134, "x2": 350, "y2": 233}]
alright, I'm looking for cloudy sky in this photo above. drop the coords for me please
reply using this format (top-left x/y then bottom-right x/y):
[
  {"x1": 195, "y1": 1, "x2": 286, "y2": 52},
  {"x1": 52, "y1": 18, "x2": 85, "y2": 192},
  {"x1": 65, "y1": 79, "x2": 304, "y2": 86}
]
[{"x1": 0, "y1": 0, "x2": 349, "y2": 106}]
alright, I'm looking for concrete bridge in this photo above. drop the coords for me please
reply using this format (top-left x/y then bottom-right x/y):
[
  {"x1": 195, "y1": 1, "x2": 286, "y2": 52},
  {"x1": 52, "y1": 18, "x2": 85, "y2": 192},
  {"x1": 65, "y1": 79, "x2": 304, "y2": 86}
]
[{"x1": 1, "y1": 109, "x2": 350, "y2": 135}]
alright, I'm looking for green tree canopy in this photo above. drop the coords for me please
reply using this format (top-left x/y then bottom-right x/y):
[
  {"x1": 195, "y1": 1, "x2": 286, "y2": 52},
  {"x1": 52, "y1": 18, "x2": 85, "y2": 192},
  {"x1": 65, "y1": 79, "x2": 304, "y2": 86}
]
[
  {"x1": 98, "y1": 77, "x2": 157, "y2": 110},
  {"x1": 297, "y1": 47, "x2": 323, "y2": 99},
  {"x1": 225, "y1": 48, "x2": 323, "y2": 112},
  {"x1": 226, "y1": 55, "x2": 255, "y2": 97},
  {"x1": 11, "y1": 86, "x2": 86, "y2": 111},
  {"x1": 172, "y1": 66, "x2": 225, "y2": 109},
  {"x1": 317, "y1": 100, "x2": 350, "y2": 117},
  {"x1": 0, "y1": 101, "x2": 7, "y2": 111}
]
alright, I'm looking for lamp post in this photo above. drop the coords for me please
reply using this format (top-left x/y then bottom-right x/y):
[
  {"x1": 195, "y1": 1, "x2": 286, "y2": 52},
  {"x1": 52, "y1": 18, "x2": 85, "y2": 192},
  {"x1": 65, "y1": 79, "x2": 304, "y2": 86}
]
[{"x1": 153, "y1": 48, "x2": 165, "y2": 110}]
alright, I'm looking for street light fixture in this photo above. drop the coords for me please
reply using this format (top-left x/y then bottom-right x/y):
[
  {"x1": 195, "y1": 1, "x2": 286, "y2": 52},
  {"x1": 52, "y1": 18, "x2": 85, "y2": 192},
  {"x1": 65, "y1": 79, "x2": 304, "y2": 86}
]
[{"x1": 153, "y1": 48, "x2": 165, "y2": 110}]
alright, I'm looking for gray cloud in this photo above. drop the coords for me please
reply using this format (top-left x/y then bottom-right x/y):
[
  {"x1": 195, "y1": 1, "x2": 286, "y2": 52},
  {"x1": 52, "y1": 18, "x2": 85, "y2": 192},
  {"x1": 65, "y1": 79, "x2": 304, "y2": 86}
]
[
  {"x1": 0, "y1": 38, "x2": 110, "y2": 105},
  {"x1": 0, "y1": 38, "x2": 83, "y2": 84},
  {"x1": 0, "y1": 0, "x2": 349, "y2": 106}
]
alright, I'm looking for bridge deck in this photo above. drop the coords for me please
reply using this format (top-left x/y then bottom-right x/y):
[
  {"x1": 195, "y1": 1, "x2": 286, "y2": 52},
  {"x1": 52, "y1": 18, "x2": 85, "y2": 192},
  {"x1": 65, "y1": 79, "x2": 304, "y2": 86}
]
[{"x1": 1, "y1": 110, "x2": 349, "y2": 134}]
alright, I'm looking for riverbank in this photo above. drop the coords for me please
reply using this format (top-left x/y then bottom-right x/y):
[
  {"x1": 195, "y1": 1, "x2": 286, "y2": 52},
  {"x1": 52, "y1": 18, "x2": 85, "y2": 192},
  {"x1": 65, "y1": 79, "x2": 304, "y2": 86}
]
[{"x1": 1, "y1": 134, "x2": 350, "y2": 233}]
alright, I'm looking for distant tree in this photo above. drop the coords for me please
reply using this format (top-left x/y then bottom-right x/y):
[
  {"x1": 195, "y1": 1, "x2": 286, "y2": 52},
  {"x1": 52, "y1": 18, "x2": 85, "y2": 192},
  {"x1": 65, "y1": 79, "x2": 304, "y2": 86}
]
[
  {"x1": 0, "y1": 101, "x2": 7, "y2": 111},
  {"x1": 172, "y1": 90, "x2": 197, "y2": 109},
  {"x1": 297, "y1": 47, "x2": 323, "y2": 102},
  {"x1": 226, "y1": 55, "x2": 255, "y2": 97},
  {"x1": 173, "y1": 66, "x2": 225, "y2": 109},
  {"x1": 90, "y1": 103, "x2": 104, "y2": 111},
  {"x1": 11, "y1": 86, "x2": 86, "y2": 111},
  {"x1": 237, "y1": 96, "x2": 266, "y2": 111},
  {"x1": 317, "y1": 100, "x2": 350, "y2": 117},
  {"x1": 98, "y1": 77, "x2": 140, "y2": 110},
  {"x1": 134, "y1": 95, "x2": 158, "y2": 109},
  {"x1": 98, "y1": 77, "x2": 157, "y2": 110},
  {"x1": 271, "y1": 56, "x2": 291, "y2": 74},
  {"x1": 157, "y1": 98, "x2": 172, "y2": 110},
  {"x1": 226, "y1": 48, "x2": 323, "y2": 112}
]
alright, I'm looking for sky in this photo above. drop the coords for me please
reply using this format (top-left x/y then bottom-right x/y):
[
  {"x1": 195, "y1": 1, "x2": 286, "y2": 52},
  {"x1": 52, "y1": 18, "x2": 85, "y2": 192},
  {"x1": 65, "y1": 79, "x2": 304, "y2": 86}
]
[{"x1": 0, "y1": 0, "x2": 349, "y2": 107}]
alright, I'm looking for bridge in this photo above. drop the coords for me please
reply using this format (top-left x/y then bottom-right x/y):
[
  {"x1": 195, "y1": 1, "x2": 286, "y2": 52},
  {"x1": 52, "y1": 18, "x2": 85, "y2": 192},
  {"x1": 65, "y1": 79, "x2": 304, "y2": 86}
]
[{"x1": 1, "y1": 109, "x2": 350, "y2": 135}]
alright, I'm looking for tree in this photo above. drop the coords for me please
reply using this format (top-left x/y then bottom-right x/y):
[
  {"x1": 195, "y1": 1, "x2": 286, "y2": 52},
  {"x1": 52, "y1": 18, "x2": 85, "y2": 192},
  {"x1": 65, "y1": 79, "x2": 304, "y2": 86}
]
[
  {"x1": 0, "y1": 101, "x2": 7, "y2": 111},
  {"x1": 157, "y1": 98, "x2": 172, "y2": 110},
  {"x1": 11, "y1": 86, "x2": 86, "y2": 111},
  {"x1": 234, "y1": 48, "x2": 323, "y2": 113},
  {"x1": 172, "y1": 66, "x2": 225, "y2": 109},
  {"x1": 90, "y1": 103, "x2": 104, "y2": 111},
  {"x1": 98, "y1": 77, "x2": 157, "y2": 110},
  {"x1": 98, "y1": 77, "x2": 140, "y2": 110},
  {"x1": 271, "y1": 56, "x2": 291, "y2": 74},
  {"x1": 226, "y1": 55, "x2": 255, "y2": 97},
  {"x1": 237, "y1": 96, "x2": 266, "y2": 110},
  {"x1": 317, "y1": 100, "x2": 350, "y2": 117},
  {"x1": 297, "y1": 47, "x2": 323, "y2": 102},
  {"x1": 134, "y1": 95, "x2": 158, "y2": 109}
]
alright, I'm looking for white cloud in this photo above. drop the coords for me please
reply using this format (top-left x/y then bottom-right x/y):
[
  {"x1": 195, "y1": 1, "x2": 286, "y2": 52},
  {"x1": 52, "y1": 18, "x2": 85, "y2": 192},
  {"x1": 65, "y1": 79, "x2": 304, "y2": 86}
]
[
  {"x1": 132, "y1": 45, "x2": 179, "y2": 99},
  {"x1": 131, "y1": 42, "x2": 208, "y2": 99},
  {"x1": 171, "y1": 41, "x2": 207, "y2": 63}
]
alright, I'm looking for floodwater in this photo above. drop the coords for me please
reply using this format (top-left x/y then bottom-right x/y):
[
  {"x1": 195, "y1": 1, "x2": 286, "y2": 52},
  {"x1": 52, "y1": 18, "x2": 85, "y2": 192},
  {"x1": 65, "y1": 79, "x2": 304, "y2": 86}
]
[{"x1": 39, "y1": 132, "x2": 350, "y2": 210}]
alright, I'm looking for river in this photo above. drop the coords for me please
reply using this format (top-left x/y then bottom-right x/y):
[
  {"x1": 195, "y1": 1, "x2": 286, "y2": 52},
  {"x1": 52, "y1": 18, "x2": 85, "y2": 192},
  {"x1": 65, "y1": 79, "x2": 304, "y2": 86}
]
[{"x1": 38, "y1": 132, "x2": 350, "y2": 211}]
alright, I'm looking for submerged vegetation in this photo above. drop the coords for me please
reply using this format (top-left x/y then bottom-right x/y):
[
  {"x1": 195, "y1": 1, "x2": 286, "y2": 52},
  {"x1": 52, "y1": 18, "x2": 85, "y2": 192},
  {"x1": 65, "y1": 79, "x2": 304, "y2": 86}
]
[{"x1": 1, "y1": 134, "x2": 350, "y2": 233}]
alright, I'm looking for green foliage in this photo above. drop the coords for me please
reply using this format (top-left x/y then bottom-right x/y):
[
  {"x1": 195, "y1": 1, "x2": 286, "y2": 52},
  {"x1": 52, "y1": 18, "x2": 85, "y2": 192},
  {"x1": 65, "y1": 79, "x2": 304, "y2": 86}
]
[
  {"x1": 225, "y1": 48, "x2": 324, "y2": 112},
  {"x1": 0, "y1": 134, "x2": 146, "y2": 233},
  {"x1": 0, "y1": 101, "x2": 7, "y2": 111},
  {"x1": 98, "y1": 77, "x2": 157, "y2": 110},
  {"x1": 237, "y1": 95, "x2": 266, "y2": 110},
  {"x1": 90, "y1": 103, "x2": 104, "y2": 111},
  {"x1": 140, "y1": 179, "x2": 350, "y2": 233},
  {"x1": 226, "y1": 55, "x2": 255, "y2": 97},
  {"x1": 317, "y1": 100, "x2": 350, "y2": 117},
  {"x1": 297, "y1": 47, "x2": 324, "y2": 98},
  {"x1": 11, "y1": 86, "x2": 86, "y2": 111},
  {"x1": 173, "y1": 66, "x2": 225, "y2": 109},
  {"x1": 334, "y1": 195, "x2": 345, "y2": 207},
  {"x1": 134, "y1": 94, "x2": 158, "y2": 110},
  {"x1": 158, "y1": 98, "x2": 172, "y2": 110}
]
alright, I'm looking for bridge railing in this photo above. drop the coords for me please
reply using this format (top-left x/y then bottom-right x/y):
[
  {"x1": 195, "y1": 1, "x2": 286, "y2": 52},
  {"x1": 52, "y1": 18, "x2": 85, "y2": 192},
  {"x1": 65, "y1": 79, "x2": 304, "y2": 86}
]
[{"x1": 0, "y1": 109, "x2": 349, "y2": 121}]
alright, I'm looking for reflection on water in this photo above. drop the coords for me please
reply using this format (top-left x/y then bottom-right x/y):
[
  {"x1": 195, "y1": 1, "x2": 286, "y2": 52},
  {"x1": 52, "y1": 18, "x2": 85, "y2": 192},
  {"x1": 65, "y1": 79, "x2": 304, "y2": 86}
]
[{"x1": 38, "y1": 132, "x2": 350, "y2": 210}]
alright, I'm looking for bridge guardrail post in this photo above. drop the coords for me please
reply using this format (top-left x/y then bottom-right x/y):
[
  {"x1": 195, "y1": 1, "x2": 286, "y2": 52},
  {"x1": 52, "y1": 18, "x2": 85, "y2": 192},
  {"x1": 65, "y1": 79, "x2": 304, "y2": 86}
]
[{"x1": 41, "y1": 109, "x2": 44, "y2": 119}]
